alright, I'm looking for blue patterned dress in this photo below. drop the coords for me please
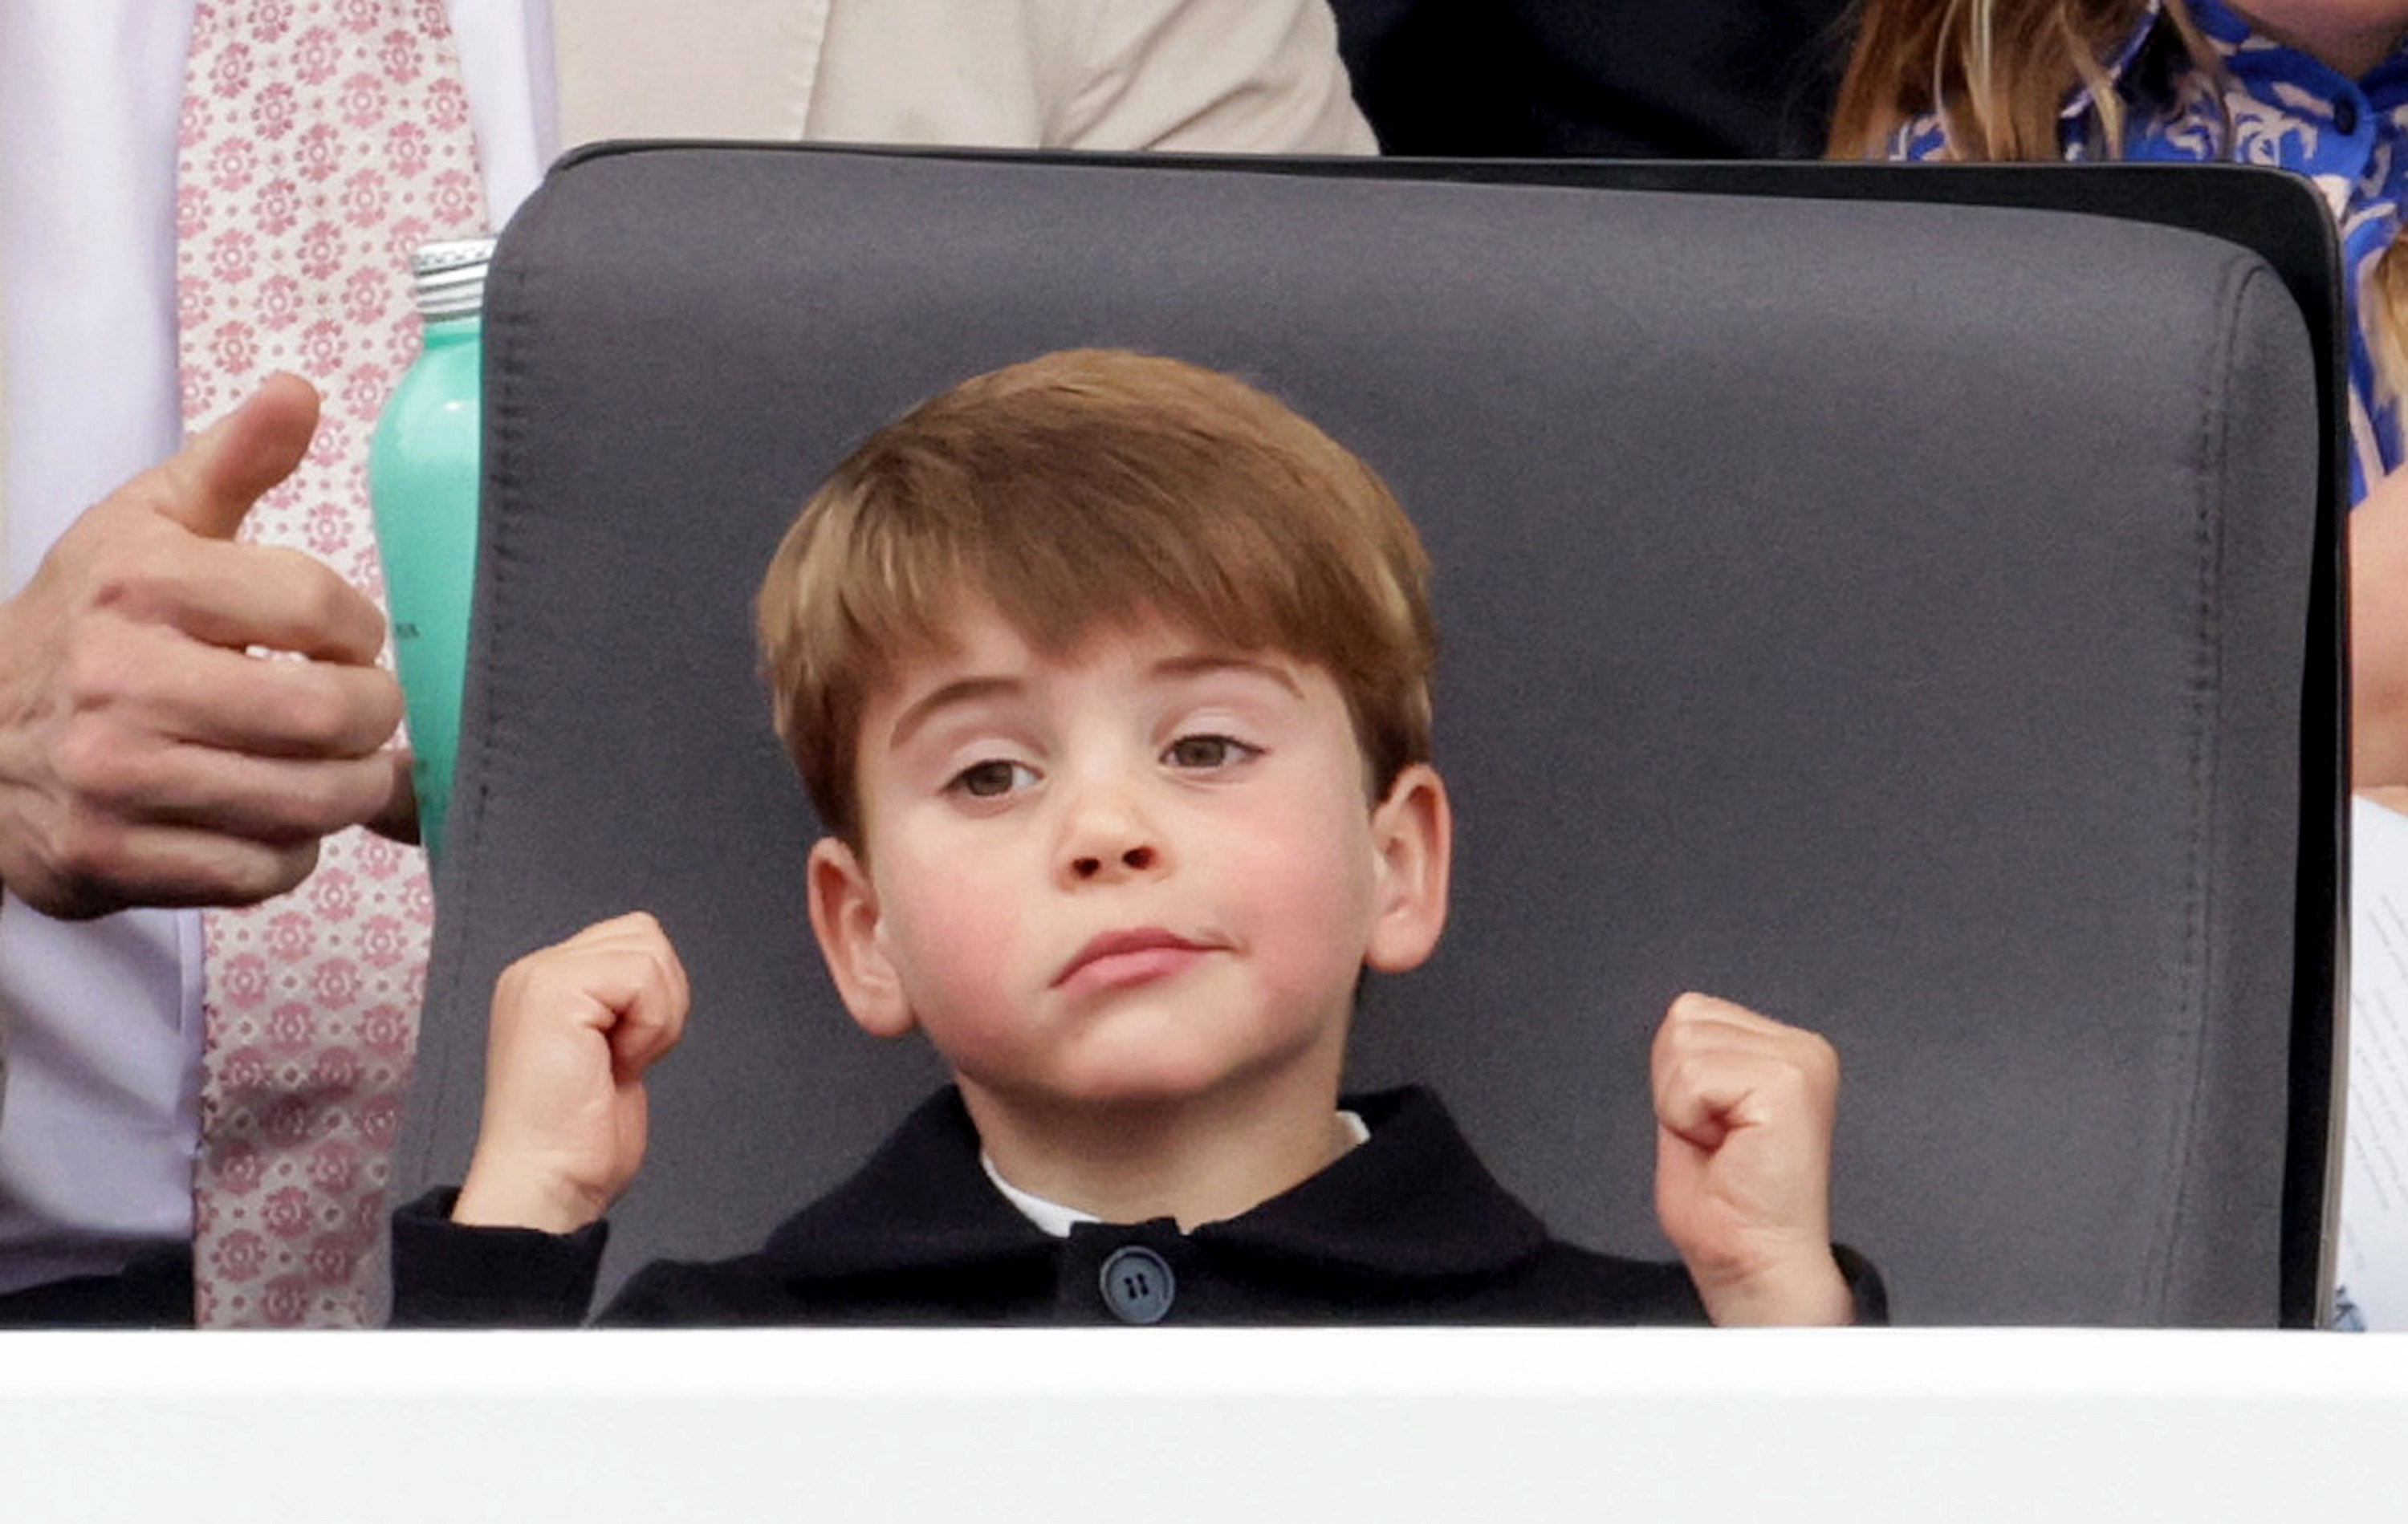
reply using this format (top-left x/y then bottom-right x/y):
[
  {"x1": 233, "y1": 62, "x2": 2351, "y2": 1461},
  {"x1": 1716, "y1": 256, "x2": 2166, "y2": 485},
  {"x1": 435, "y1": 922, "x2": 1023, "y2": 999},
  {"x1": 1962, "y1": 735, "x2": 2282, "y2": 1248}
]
[{"x1": 1896, "y1": 0, "x2": 2408, "y2": 504}]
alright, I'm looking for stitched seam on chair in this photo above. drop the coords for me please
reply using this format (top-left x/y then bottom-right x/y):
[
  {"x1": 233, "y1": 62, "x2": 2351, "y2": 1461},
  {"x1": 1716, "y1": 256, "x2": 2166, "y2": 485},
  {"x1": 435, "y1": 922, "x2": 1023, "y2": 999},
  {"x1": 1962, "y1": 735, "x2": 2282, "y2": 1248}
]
[
  {"x1": 476, "y1": 244, "x2": 542, "y2": 904},
  {"x1": 409, "y1": 226, "x2": 539, "y2": 1176},
  {"x1": 2156, "y1": 252, "x2": 2255, "y2": 1321}
]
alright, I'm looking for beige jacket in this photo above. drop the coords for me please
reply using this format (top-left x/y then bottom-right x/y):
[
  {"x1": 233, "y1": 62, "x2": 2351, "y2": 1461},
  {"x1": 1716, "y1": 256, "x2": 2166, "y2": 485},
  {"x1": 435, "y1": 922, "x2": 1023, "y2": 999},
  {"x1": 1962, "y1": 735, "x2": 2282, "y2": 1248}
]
[{"x1": 552, "y1": 0, "x2": 1375, "y2": 153}]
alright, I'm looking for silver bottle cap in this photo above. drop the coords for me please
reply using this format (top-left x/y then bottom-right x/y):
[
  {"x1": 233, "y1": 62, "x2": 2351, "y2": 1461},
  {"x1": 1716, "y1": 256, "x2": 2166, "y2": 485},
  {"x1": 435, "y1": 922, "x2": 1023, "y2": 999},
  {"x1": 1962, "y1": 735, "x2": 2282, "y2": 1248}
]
[{"x1": 409, "y1": 237, "x2": 496, "y2": 320}]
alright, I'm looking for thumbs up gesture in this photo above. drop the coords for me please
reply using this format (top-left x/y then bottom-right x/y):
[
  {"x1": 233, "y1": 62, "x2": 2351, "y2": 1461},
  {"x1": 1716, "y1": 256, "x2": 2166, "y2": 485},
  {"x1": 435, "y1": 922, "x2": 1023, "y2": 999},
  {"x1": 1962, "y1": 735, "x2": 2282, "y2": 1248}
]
[{"x1": 0, "y1": 373, "x2": 410, "y2": 918}]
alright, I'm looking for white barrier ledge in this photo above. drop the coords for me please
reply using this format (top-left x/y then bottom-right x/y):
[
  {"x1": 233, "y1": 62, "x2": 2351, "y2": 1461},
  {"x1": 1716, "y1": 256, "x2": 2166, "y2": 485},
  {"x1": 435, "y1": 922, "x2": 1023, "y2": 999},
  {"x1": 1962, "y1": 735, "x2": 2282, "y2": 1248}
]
[{"x1": 3, "y1": 1327, "x2": 2400, "y2": 1521}]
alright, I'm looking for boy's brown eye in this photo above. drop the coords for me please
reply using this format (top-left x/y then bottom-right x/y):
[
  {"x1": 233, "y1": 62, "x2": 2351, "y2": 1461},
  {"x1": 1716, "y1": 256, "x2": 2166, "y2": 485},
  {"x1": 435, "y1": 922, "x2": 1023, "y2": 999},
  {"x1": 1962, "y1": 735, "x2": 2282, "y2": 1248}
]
[
  {"x1": 954, "y1": 759, "x2": 1034, "y2": 798},
  {"x1": 1163, "y1": 734, "x2": 1251, "y2": 770}
]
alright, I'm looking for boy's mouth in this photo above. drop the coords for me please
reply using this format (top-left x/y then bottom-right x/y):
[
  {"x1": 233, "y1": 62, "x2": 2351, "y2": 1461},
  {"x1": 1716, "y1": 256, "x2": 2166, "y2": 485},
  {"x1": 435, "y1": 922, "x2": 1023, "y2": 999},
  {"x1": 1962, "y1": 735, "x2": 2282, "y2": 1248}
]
[{"x1": 1052, "y1": 929, "x2": 1214, "y2": 992}]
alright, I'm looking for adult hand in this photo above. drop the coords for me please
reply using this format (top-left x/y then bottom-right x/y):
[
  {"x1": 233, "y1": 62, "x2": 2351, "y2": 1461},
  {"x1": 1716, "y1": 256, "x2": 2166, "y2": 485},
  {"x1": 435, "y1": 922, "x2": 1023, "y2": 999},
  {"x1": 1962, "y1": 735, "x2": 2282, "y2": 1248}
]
[
  {"x1": 1652, "y1": 992, "x2": 1855, "y2": 1326},
  {"x1": 0, "y1": 373, "x2": 409, "y2": 918},
  {"x1": 454, "y1": 912, "x2": 692, "y2": 1234}
]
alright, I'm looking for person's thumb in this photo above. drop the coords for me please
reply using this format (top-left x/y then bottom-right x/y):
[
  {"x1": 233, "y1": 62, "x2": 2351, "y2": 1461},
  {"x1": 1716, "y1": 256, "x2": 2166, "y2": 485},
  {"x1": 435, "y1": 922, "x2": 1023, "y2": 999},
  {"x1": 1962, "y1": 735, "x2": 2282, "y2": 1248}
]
[{"x1": 153, "y1": 372, "x2": 322, "y2": 539}]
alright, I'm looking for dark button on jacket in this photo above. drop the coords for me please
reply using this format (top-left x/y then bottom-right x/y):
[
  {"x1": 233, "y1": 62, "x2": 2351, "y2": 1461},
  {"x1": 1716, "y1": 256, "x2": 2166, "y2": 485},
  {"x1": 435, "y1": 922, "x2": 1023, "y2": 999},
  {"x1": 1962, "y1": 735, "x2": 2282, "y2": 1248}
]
[{"x1": 1096, "y1": 1244, "x2": 1177, "y2": 1324}]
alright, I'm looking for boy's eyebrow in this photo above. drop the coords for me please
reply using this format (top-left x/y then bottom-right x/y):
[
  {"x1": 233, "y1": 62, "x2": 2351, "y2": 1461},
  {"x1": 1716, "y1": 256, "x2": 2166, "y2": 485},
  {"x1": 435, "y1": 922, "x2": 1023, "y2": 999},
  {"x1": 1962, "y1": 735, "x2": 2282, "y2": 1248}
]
[
  {"x1": 885, "y1": 655, "x2": 1303, "y2": 752},
  {"x1": 1149, "y1": 652, "x2": 1304, "y2": 697},
  {"x1": 885, "y1": 677, "x2": 1025, "y2": 753}
]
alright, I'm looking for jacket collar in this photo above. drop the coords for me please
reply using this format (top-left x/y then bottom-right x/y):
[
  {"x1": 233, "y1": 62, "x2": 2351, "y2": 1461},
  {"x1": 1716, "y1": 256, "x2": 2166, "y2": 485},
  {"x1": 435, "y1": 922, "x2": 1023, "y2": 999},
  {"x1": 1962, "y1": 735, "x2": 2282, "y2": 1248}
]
[{"x1": 756, "y1": 1085, "x2": 1555, "y2": 1284}]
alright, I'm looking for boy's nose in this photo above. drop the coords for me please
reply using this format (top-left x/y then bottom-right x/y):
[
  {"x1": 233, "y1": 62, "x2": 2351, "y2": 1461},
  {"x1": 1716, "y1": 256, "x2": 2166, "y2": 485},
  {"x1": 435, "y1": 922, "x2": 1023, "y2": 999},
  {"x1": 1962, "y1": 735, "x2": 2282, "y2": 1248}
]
[
  {"x1": 1071, "y1": 843, "x2": 1159, "y2": 880},
  {"x1": 1057, "y1": 779, "x2": 1169, "y2": 884}
]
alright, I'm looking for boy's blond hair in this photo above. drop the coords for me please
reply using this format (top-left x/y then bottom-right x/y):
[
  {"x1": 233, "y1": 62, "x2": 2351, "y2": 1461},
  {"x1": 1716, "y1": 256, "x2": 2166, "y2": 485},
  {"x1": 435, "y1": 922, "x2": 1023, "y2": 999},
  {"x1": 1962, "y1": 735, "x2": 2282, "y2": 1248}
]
[{"x1": 757, "y1": 348, "x2": 1436, "y2": 846}]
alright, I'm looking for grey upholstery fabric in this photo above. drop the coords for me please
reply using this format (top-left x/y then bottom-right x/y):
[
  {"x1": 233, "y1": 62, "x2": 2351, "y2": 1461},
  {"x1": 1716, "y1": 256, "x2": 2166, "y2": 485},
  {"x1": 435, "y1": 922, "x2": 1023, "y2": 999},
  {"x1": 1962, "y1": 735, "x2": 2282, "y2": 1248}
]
[{"x1": 394, "y1": 145, "x2": 2329, "y2": 1324}]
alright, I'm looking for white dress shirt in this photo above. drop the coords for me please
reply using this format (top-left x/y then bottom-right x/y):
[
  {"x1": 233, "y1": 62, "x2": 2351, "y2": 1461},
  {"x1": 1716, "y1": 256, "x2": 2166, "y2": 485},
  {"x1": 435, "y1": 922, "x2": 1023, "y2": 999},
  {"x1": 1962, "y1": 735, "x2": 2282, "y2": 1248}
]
[{"x1": 0, "y1": 0, "x2": 555, "y2": 1294}]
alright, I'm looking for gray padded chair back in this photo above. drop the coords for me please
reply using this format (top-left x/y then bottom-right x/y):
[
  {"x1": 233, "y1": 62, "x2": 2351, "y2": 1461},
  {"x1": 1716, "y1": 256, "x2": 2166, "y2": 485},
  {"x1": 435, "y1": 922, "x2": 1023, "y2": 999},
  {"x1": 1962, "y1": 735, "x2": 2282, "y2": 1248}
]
[{"x1": 395, "y1": 145, "x2": 2335, "y2": 1324}]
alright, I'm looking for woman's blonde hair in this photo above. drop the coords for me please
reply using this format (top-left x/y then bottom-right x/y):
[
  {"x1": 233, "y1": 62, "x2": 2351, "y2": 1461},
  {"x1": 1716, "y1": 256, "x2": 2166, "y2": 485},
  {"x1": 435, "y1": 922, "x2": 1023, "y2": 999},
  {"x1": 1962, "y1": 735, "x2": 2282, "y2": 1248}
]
[{"x1": 1827, "y1": 0, "x2": 2215, "y2": 159}]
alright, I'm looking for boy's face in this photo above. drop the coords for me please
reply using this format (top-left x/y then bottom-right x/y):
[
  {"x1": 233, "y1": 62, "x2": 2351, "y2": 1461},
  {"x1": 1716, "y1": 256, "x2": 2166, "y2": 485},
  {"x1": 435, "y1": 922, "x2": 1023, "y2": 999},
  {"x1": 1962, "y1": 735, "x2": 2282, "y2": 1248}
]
[{"x1": 806, "y1": 607, "x2": 1449, "y2": 1119}]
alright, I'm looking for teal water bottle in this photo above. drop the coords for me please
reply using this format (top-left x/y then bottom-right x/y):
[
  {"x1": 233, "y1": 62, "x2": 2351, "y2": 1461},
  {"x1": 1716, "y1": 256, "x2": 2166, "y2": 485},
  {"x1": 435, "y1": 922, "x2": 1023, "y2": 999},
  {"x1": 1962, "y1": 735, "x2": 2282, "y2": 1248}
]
[{"x1": 368, "y1": 237, "x2": 494, "y2": 866}]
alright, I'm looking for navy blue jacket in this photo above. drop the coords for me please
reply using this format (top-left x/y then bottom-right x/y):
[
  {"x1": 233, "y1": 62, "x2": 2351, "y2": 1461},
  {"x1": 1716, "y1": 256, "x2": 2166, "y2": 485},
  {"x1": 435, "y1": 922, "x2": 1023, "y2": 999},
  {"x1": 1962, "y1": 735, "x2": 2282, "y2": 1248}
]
[{"x1": 391, "y1": 1086, "x2": 1884, "y2": 1327}]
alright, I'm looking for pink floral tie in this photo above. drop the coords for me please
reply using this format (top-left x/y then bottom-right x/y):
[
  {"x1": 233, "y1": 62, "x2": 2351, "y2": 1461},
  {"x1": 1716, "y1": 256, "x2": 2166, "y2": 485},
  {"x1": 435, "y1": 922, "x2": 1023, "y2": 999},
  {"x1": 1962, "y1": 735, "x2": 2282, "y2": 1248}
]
[{"x1": 177, "y1": 0, "x2": 489, "y2": 1328}]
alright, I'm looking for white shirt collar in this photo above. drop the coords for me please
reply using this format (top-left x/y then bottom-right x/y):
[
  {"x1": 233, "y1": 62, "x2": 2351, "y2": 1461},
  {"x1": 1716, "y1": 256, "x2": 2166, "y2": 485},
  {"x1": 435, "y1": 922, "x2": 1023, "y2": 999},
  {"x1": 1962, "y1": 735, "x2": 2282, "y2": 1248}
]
[{"x1": 981, "y1": 1110, "x2": 1371, "y2": 1238}]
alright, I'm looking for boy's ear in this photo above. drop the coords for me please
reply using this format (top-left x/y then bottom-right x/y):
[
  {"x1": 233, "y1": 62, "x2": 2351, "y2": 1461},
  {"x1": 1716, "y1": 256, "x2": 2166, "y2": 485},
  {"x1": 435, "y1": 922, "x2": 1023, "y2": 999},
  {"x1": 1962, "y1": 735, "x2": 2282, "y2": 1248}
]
[
  {"x1": 1363, "y1": 762, "x2": 1450, "y2": 974},
  {"x1": 805, "y1": 836, "x2": 917, "y2": 1040}
]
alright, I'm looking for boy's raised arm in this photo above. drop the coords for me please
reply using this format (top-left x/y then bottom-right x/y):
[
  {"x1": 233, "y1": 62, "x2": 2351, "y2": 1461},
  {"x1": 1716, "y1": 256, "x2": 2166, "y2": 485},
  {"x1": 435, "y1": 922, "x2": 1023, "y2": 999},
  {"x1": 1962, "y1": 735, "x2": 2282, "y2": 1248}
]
[
  {"x1": 1650, "y1": 993, "x2": 1857, "y2": 1326},
  {"x1": 450, "y1": 911, "x2": 691, "y2": 1235}
]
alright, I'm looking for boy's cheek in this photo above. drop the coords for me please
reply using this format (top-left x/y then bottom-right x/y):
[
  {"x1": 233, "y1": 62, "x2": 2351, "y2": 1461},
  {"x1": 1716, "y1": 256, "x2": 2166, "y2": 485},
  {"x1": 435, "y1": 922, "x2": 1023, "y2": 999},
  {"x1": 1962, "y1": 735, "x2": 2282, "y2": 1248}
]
[
  {"x1": 884, "y1": 883, "x2": 1028, "y2": 1016},
  {"x1": 1225, "y1": 795, "x2": 1381, "y2": 913},
  {"x1": 1219, "y1": 847, "x2": 1382, "y2": 993}
]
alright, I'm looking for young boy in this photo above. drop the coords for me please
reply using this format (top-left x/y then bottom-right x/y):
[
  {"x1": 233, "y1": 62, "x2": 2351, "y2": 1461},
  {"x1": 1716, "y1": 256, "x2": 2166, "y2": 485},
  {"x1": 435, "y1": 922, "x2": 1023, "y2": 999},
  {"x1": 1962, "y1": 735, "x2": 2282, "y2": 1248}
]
[{"x1": 391, "y1": 349, "x2": 1879, "y2": 1327}]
